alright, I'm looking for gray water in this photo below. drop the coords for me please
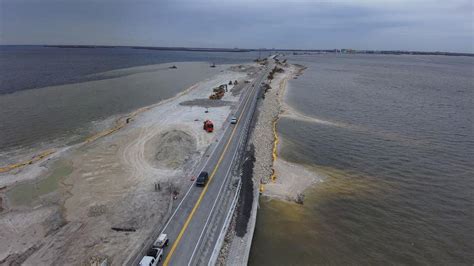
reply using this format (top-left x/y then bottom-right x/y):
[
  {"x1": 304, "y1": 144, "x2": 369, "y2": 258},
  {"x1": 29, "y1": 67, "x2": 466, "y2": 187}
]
[
  {"x1": 0, "y1": 62, "x2": 221, "y2": 163},
  {"x1": 0, "y1": 46, "x2": 267, "y2": 94},
  {"x1": 250, "y1": 54, "x2": 474, "y2": 265},
  {"x1": 0, "y1": 46, "x2": 267, "y2": 163}
]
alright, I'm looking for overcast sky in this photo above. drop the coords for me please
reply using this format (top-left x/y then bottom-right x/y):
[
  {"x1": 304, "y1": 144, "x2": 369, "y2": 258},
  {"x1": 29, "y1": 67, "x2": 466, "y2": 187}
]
[{"x1": 0, "y1": 0, "x2": 473, "y2": 52}]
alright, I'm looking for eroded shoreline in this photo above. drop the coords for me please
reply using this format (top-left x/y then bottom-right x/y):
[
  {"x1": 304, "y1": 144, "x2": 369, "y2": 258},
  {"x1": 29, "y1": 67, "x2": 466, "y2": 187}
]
[{"x1": 251, "y1": 62, "x2": 314, "y2": 202}]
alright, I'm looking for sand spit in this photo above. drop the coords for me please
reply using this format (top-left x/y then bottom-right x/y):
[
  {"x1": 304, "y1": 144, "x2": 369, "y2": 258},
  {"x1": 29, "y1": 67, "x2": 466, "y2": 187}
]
[
  {"x1": 0, "y1": 61, "x2": 225, "y2": 173},
  {"x1": 266, "y1": 157, "x2": 322, "y2": 202},
  {"x1": 280, "y1": 103, "x2": 347, "y2": 127},
  {"x1": 0, "y1": 63, "x2": 260, "y2": 265},
  {"x1": 0, "y1": 61, "x2": 219, "y2": 184},
  {"x1": 280, "y1": 95, "x2": 429, "y2": 147}
]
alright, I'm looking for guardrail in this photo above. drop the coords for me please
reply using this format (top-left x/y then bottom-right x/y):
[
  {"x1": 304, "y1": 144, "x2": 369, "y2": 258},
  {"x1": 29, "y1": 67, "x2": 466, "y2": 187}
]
[
  {"x1": 208, "y1": 178, "x2": 242, "y2": 266},
  {"x1": 208, "y1": 66, "x2": 268, "y2": 266}
]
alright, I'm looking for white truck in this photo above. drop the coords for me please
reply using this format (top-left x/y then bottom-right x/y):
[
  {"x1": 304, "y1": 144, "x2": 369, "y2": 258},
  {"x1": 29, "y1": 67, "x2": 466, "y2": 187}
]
[
  {"x1": 153, "y1": 233, "x2": 169, "y2": 248},
  {"x1": 139, "y1": 233, "x2": 169, "y2": 266},
  {"x1": 139, "y1": 248, "x2": 163, "y2": 266}
]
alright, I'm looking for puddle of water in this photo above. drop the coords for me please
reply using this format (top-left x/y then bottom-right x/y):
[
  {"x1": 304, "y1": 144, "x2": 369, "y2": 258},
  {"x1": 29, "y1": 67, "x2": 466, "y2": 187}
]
[{"x1": 7, "y1": 160, "x2": 73, "y2": 206}]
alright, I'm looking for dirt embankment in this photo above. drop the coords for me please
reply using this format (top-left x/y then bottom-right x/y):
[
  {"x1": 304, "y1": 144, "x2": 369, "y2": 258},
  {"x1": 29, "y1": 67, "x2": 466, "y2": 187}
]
[
  {"x1": 249, "y1": 64, "x2": 292, "y2": 184},
  {"x1": 218, "y1": 61, "x2": 308, "y2": 265},
  {"x1": 249, "y1": 62, "x2": 317, "y2": 203},
  {"x1": 0, "y1": 64, "x2": 257, "y2": 265}
]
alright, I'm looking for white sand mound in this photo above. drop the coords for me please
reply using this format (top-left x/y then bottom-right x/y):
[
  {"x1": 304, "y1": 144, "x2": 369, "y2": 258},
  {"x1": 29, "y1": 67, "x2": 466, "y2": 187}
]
[
  {"x1": 265, "y1": 158, "x2": 322, "y2": 202},
  {"x1": 146, "y1": 129, "x2": 197, "y2": 169}
]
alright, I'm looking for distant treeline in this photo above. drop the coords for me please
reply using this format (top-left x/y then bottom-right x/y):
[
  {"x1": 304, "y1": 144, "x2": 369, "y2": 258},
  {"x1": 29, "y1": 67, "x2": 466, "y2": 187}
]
[
  {"x1": 43, "y1": 45, "x2": 252, "y2": 52},
  {"x1": 44, "y1": 45, "x2": 116, "y2": 49},
  {"x1": 364, "y1": 50, "x2": 474, "y2": 57},
  {"x1": 41, "y1": 45, "x2": 473, "y2": 57},
  {"x1": 282, "y1": 49, "x2": 474, "y2": 57},
  {"x1": 131, "y1": 46, "x2": 252, "y2": 52}
]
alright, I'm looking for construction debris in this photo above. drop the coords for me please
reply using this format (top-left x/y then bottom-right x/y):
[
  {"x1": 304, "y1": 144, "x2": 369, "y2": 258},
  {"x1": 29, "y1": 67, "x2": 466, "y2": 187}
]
[
  {"x1": 262, "y1": 83, "x2": 272, "y2": 98},
  {"x1": 111, "y1": 227, "x2": 136, "y2": 232},
  {"x1": 88, "y1": 256, "x2": 108, "y2": 266},
  {"x1": 267, "y1": 66, "x2": 284, "y2": 80}
]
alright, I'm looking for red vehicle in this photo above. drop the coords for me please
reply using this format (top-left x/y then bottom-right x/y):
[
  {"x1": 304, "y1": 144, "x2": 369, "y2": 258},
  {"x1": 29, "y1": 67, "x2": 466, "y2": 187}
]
[{"x1": 203, "y1": 120, "x2": 214, "y2": 133}]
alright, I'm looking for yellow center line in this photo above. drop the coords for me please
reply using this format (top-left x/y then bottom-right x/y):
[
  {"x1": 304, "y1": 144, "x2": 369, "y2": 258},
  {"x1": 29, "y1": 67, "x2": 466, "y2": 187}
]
[{"x1": 163, "y1": 77, "x2": 259, "y2": 265}]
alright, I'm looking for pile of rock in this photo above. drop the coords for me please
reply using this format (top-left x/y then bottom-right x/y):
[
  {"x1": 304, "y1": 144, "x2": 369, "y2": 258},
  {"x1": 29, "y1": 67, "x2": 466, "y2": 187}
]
[{"x1": 250, "y1": 72, "x2": 286, "y2": 185}]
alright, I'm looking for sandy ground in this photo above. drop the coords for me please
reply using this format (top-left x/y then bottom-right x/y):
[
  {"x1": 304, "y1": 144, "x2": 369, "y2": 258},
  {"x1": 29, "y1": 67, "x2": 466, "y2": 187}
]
[
  {"x1": 266, "y1": 158, "x2": 322, "y2": 202},
  {"x1": 0, "y1": 63, "x2": 261, "y2": 265}
]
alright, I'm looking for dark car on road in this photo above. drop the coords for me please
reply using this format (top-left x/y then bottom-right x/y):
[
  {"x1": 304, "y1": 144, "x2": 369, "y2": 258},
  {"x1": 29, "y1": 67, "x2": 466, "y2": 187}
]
[{"x1": 196, "y1": 171, "x2": 209, "y2": 187}]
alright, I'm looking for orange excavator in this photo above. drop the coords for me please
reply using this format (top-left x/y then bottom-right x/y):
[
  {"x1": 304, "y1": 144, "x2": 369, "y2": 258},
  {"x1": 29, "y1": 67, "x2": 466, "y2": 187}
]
[{"x1": 203, "y1": 120, "x2": 214, "y2": 133}]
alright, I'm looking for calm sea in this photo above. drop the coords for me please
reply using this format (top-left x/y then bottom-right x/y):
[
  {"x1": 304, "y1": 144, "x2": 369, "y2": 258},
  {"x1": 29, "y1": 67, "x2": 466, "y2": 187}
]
[
  {"x1": 0, "y1": 46, "x2": 266, "y2": 163},
  {"x1": 250, "y1": 54, "x2": 474, "y2": 265}
]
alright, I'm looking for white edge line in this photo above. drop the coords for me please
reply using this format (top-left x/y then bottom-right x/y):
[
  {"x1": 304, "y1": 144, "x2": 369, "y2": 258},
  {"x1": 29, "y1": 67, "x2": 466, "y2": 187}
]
[
  {"x1": 208, "y1": 65, "x2": 271, "y2": 266},
  {"x1": 161, "y1": 132, "x2": 222, "y2": 232},
  {"x1": 187, "y1": 126, "x2": 242, "y2": 265},
  {"x1": 187, "y1": 81, "x2": 256, "y2": 264},
  {"x1": 208, "y1": 179, "x2": 241, "y2": 266}
]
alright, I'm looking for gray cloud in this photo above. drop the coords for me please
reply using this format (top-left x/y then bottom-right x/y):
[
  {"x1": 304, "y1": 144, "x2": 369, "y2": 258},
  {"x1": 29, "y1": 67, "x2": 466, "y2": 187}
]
[{"x1": 0, "y1": 0, "x2": 472, "y2": 52}]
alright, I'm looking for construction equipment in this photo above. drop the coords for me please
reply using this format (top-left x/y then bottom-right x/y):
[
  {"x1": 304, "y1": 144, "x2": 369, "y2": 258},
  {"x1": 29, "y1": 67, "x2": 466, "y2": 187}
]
[
  {"x1": 209, "y1": 87, "x2": 225, "y2": 100},
  {"x1": 203, "y1": 120, "x2": 214, "y2": 133}
]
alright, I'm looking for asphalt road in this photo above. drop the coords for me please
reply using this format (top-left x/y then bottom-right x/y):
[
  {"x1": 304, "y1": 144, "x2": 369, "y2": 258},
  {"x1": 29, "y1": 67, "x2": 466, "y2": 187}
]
[{"x1": 142, "y1": 61, "x2": 272, "y2": 266}]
